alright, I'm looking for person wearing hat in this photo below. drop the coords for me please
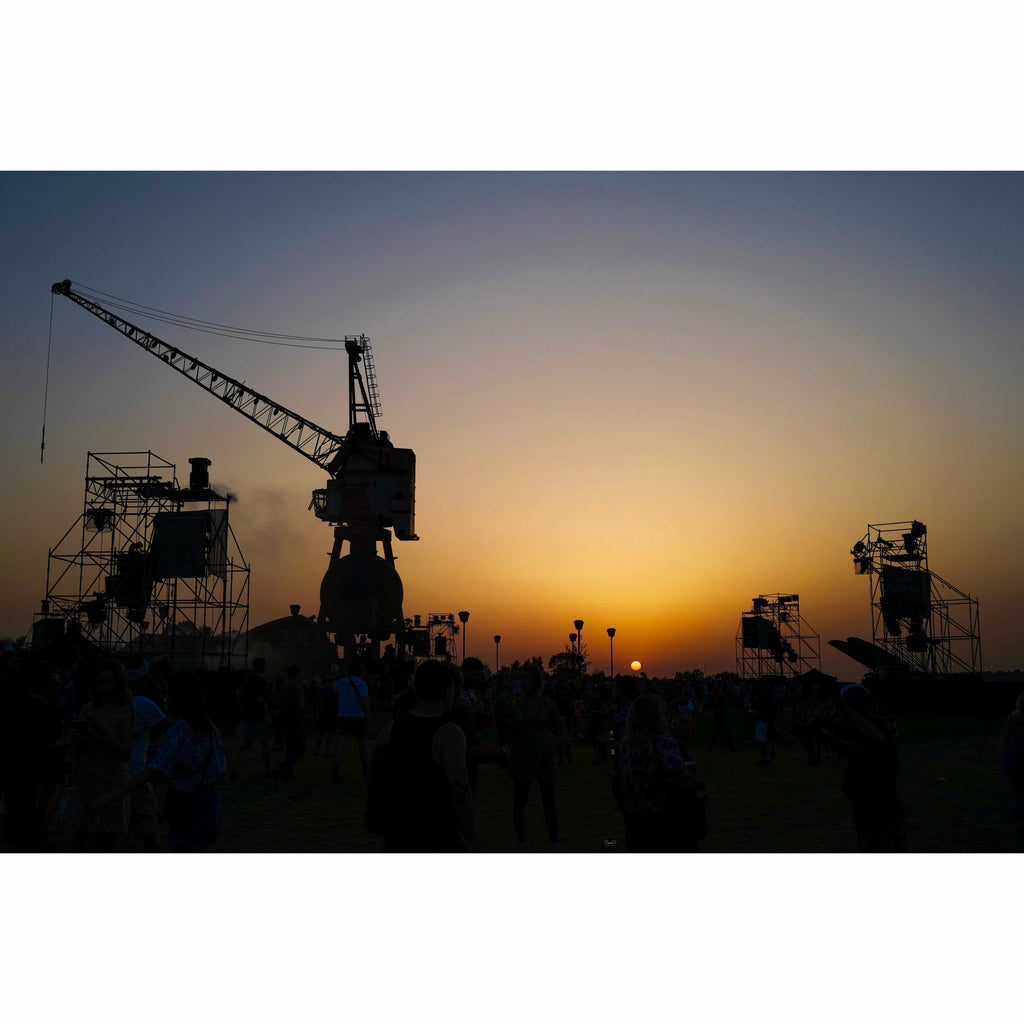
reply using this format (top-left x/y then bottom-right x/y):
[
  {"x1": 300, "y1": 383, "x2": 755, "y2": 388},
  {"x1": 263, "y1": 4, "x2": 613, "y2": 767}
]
[{"x1": 837, "y1": 683, "x2": 907, "y2": 852}]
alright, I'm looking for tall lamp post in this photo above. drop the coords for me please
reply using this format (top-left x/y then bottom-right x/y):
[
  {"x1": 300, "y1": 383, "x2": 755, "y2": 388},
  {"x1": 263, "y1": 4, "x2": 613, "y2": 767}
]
[
  {"x1": 607, "y1": 627, "x2": 616, "y2": 678},
  {"x1": 493, "y1": 634, "x2": 501, "y2": 674},
  {"x1": 574, "y1": 619, "x2": 585, "y2": 685},
  {"x1": 458, "y1": 610, "x2": 470, "y2": 663},
  {"x1": 569, "y1": 632, "x2": 577, "y2": 655}
]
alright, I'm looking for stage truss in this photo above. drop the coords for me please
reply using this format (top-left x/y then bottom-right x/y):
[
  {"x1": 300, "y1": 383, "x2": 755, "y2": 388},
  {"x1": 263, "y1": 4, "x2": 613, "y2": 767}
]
[
  {"x1": 851, "y1": 521, "x2": 981, "y2": 675},
  {"x1": 35, "y1": 451, "x2": 249, "y2": 670},
  {"x1": 735, "y1": 593, "x2": 821, "y2": 679},
  {"x1": 400, "y1": 612, "x2": 461, "y2": 661}
]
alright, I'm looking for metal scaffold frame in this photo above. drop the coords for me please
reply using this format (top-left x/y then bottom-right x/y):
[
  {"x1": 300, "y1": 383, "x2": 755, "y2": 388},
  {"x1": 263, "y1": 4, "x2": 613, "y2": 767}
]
[
  {"x1": 426, "y1": 612, "x2": 461, "y2": 661},
  {"x1": 394, "y1": 612, "x2": 462, "y2": 661},
  {"x1": 851, "y1": 521, "x2": 981, "y2": 675},
  {"x1": 735, "y1": 593, "x2": 822, "y2": 679},
  {"x1": 35, "y1": 451, "x2": 249, "y2": 670}
]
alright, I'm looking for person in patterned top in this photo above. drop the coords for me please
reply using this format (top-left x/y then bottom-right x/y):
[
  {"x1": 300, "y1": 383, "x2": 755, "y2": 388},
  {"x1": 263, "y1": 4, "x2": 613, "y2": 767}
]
[
  {"x1": 92, "y1": 674, "x2": 227, "y2": 852},
  {"x1": 611, "y1": 692, "x2": 707, "y2": 852}
]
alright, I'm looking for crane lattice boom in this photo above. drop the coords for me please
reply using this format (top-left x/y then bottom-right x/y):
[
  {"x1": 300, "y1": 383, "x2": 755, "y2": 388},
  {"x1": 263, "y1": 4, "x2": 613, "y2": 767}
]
[{"x1": 53, "y1": 279, "x2": 353, "y2": 476}]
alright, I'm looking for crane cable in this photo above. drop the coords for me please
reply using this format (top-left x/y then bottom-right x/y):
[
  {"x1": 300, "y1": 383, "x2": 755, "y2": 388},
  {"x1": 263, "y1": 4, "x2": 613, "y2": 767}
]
[
  {"x1": 41, "y1": 293, "x2": 55, "y2": 464},
  {"x1": 71, "y1": 282, "x2": 361, "y2": 351}
]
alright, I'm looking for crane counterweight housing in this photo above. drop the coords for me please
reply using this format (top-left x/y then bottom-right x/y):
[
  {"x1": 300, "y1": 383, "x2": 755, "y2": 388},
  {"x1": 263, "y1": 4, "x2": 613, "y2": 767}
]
[
  {"x1": 50, "y1": 278, "x2": 418, "y2": 660},
  {"x1": 313, "y1": 424, "x2": 416, "y2": 540}
]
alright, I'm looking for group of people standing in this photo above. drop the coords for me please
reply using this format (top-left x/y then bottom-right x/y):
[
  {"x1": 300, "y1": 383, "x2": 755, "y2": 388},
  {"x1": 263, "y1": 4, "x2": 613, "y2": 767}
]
[
  {"x1": 362, "y1": 659, "x2": 709, "y2": 853},
  {"x1": 0, "y1": 647, "x2": 227, "y2": 852},
  {"x1": 229, "y1": 657, "x2": 371, "y2": 783},
  {"x1": 5, "y1": 641, "x2": 1022, "y2": 853}
]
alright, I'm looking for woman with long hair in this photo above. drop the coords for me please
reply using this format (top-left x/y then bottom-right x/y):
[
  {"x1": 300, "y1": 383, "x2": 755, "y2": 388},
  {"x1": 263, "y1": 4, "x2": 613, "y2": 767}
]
[
  {"x1": 611, "y1": 692, "x2": 707, "y2": 852},
  {"x1": 93, "y1": 673, "x2": 227, "y2": 852},
  {"x1": 62, "y1": 659, "x2": 138, "y2": 851}
]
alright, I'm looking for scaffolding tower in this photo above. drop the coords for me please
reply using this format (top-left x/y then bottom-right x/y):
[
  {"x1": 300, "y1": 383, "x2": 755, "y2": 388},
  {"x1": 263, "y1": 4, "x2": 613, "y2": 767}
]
[
  {"x1": 34, "y1": 451, "x2": 249, "y2": 670},
  {"x1": 850, "y1": 521, "x2": 981, "y2": 675},
  {"x1": 397, "y1": 612, "x2": 462, "y2": 661},
  {"x1": 736, "y1": 593, "x2": 821, "y2": 679}
]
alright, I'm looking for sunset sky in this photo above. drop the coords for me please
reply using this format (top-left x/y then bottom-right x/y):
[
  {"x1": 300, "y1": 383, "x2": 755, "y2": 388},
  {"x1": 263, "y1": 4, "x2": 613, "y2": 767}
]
[{"x1": 2, "y1": 172, "x2": 1022, "y2": 677}]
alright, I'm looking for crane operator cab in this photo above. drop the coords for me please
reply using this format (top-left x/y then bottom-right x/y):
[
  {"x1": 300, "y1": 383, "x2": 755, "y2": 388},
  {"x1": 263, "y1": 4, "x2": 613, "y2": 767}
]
[{"x1": 311, "y1": 425, "x2": 417, "y2": 541}]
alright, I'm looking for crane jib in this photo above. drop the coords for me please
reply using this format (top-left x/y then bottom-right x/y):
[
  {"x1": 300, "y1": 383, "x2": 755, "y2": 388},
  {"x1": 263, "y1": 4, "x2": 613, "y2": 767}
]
[{"x1": 51, "y1": 280, "x2": 348, "y2": 474}]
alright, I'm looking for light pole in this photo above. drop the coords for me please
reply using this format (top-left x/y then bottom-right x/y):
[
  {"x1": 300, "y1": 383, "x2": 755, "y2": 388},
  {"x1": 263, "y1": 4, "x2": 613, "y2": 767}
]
[
  {"x1": 458, "y1": 610, "x2": 470, "y2": 663},
  {"x1": 493, "y1": 634, "x2": 501, "y2": 674},
  {"x1": 607, "y1": 627, "x2": 615, "y2": 678},
  {"x1": 574, "y1": 619, "x2": 584, "y2": 682},
  {"x1": 569, "y1": 632, "x2": 577, "y2": 655}
]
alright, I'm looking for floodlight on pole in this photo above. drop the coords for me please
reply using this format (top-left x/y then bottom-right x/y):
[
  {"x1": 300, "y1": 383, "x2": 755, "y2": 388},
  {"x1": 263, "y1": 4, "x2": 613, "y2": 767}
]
[
  {"x1": 607, "y1": 627, "x2": 616, "y2": 677},
  {"x1": 493, "y1": 634, "x2": 501, "y2": 674},
  {"x1": 458, "y1": 610, "x2": 469, "y2": 662}
]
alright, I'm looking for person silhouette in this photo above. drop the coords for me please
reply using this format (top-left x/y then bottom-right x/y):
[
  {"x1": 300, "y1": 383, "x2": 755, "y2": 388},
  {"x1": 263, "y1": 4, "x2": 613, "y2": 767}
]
[
  {"x1": 331, "y1": 660, "x2": 370, "y2": 784},
  {"x1": 231, "y1": 657, "x2": 271, "y2": 779},
  {"x1": 837, "y1": 683, "x2": 907, "y2": 852},
  {"x1": 501, "y1": 663, "x2": 567, "y2": 852},
  {"x1": 611, "y1": 692, "x2": 707, "y2": 852},
  {"x1": 365, "y1": 659, "x2": 476, "y2": 852},
  {"x1": 999, "y1": 691, "x2": 1024, "y2": 847},
  {"x1": 62, "y1": 659, "x2": 138, "y2": 852}
]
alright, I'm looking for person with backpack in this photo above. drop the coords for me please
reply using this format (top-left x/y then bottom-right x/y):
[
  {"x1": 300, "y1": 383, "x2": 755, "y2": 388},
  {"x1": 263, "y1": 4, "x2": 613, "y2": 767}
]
[
  {"x1": 364, "y1": 659, "x2": 476, "y2": 852},
  {"x1": 331, "y1": 660, "x2": 370, "y2": 784}
]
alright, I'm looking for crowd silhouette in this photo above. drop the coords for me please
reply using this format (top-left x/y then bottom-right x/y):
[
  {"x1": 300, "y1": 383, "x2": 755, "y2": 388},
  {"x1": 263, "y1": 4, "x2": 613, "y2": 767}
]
[{"x1": 1, "y1": 642, "x2": 1022, "y2": 853}]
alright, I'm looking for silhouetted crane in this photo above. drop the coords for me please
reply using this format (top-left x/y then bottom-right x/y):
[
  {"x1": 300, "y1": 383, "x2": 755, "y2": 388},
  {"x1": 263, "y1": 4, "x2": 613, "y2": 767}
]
[{"x1": 51, "y1": 279, "x2": 417, "y2": 655}]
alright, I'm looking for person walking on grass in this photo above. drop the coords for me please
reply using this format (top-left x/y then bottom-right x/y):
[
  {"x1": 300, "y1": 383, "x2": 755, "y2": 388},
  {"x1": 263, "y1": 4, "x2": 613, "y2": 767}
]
[
  {"x1": 231, "y1": 657, "x2": 271, "y2": 780},
  {"x1": 276, "y1": 664, "x2": 307, "y2": 780},
  {"x1": 705, "y1": 680, "x2": 736, "y2": 753},
  {"x1": 499, "y1": 663, "x2": 567, "y2": 852},
  {"x1": 332, "y1": 660, "x2": 370, "y2": 784}
]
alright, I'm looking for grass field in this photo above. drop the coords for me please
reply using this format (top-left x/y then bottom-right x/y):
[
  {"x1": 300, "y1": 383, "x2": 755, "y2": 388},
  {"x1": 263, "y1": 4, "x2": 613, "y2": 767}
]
[{"x1": 209, "y1": 709, "x2": 1020, "y2": 853}]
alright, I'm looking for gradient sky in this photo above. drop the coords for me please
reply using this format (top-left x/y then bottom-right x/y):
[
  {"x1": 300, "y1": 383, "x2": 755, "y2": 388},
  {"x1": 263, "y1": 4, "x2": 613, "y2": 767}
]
[{"x1": 2, "y1": 172, "x2": 1022, "y2": 677}]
